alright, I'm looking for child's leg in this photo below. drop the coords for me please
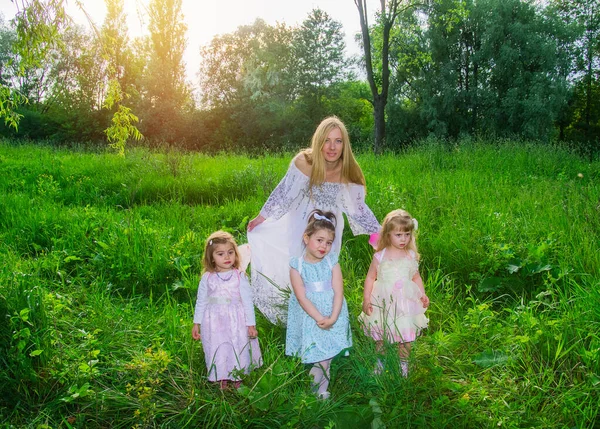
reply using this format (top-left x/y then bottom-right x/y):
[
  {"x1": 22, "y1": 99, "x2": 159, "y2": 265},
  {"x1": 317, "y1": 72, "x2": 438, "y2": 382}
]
[
  {"x1": 374, "y1": 340, "x2": 385, "y2": 374},
  {"x1": 398, "y1": 341, "x2": 412, "y2": 377},
  {"x1": 309, "y1": 359, "x2": 332, "y2": 395}
]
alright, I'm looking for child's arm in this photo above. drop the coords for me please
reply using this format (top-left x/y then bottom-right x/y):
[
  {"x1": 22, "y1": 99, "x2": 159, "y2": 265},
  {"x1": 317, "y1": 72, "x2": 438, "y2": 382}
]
[
  {"x1": 238, "y1": 272, "x2": 258, "y2": 338},
  {"x1": 192, "y1": 274, "x2": 209, "y2": 340},
  {"x1": 413, "y1": 271, "x2": 430, "y2": 308},
  {"x1": 362, "y1": 257, "x2": 379, "y2": 315},
  {"x1": 290, "y1": 268, "x2": 324, "y2": 323},
  {"x1": 317, "y1": 263, "x2": 344, "y2": 329}
]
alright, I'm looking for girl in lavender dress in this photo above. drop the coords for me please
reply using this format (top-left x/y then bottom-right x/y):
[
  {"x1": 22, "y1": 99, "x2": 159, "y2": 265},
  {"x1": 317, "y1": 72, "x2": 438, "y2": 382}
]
[
  {"x1": 286, "y1": 210, "x2": 352, "y2": 400},
  {"x1": 192, "y1": 231, "x2": 262, "y2": 389},
  {"x1": 247, "y1": 116, "x2": 380, "y2": 324}
]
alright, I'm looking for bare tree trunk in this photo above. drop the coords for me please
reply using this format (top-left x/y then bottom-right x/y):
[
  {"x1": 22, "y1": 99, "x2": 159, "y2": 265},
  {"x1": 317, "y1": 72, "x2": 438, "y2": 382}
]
[{"x1": 354, "y1": 0, "x2": 409, "y2": 154}]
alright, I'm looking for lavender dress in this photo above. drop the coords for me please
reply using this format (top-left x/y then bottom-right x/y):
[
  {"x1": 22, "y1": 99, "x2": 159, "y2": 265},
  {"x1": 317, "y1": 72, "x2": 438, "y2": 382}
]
[{"x1": 194, "y1": 269, "x2": 262, "y2": 382}]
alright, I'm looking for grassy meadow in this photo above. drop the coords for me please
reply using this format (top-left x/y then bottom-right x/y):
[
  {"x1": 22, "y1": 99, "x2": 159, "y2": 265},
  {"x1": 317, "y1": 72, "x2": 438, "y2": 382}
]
[{"x1": 0, "y1": 139, "x2": 599, "y2": 428}]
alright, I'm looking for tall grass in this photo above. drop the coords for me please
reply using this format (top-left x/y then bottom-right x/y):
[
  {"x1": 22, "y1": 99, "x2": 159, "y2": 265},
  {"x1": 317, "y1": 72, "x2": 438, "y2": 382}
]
[{"x1": 0, "y1": 139, "x2": 598, "y2": 428}]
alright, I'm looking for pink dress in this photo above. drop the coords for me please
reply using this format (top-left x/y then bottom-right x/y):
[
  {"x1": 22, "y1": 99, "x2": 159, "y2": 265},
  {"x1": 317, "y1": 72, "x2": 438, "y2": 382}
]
[
  {"x1": 359, "y1": 249, "x2": 428, "y2": 343},
  {"x1": 193, "y1": 269, "x2": 262, "y2": 382}
]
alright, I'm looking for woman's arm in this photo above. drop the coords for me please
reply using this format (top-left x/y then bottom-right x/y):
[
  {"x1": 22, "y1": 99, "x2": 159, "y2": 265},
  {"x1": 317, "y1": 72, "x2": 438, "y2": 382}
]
[
  {"x1": 343, "y1": 184, "x2": 381, "y2": 236},
  {"x1": 248, "y1": 156, "x2": 309, "y2": 230},
  {"x1": 362, "y1": 257, "x2": 379, "y2": 315},
  {"x1": 290, "y1": 268, "x2": 324, "y2": 323}
]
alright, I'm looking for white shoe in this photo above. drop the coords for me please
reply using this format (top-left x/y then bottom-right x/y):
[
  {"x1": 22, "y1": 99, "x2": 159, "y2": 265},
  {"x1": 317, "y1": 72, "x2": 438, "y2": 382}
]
[
  {"x1": 401, "y1": 361, "x2": 409, "y2": 378},
  {"x1": 373, "y1": 358, "x2": 384, "y2": 375},
  {"x1": 317, "y1": 391, "x2": 330, "y2": 400}
]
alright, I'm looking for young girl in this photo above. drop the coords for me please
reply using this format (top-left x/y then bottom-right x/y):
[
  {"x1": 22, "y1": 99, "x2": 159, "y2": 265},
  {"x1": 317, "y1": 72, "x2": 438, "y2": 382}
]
[
  {"x1": 286, "y1": 210, "x2": 352, "y2": 400},
  {"x1": 359, "y1": 209, "x2": 429, "y2": 377},
  {"x1": 192, "y1": 231, "x2": 262, "y2": 389}
]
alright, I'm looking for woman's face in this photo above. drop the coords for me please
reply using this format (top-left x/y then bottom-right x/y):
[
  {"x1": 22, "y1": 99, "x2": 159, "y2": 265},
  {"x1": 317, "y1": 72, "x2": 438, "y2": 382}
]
[{"x1": 321, "y1": 127, "x2": 344, "y2": 163}]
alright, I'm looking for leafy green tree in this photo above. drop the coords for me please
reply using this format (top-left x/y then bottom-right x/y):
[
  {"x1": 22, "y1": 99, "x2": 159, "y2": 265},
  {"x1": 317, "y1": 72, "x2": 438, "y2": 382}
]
[
  {"x1": 100, "y1": 0, "x2": 142, "y2": 153},
  {"x1": 551, "y1": 0, "x2": 599, "y2": 148},
  {"x1": 199, "y1": 19, "x2": 298, "y2": 149},
  {"x1": 140, "y1": 0, "x2": 190, "y2": 142},
  {"x1": 293, "y1": 8, "x2": 350, "y2": 124},
  {"x1": 0, "y1": 0, "x2": 68, "y2": 129},
  {"x1": 416, "y1": 0, "x2": 569, "y2": 141}
]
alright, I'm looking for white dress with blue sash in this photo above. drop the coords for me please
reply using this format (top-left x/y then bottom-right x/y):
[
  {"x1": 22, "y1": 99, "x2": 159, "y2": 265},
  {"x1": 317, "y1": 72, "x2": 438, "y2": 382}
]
[{"x1": 285, "y1": 252, "x2": 352, "y2": 364}]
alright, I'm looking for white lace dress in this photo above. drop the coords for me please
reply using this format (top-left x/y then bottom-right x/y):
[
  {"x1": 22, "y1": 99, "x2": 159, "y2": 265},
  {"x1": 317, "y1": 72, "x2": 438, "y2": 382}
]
[{"x1": 248, "y1": 161, "x2": 380, "y2": 324}]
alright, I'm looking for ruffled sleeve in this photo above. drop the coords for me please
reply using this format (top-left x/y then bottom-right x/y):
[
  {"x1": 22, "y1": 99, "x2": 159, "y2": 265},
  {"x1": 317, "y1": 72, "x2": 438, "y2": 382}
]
[
  {"x1": 193, "y1": 273, "x2": 209, "y2": 324},
  {"x1": 409, "y1": 250, "x2": 419, "y2": 266},
  {"x1": 260, "y1": 162, "x2": 309, "y2": 220},
  {"x1": 238, "y1": 271, "x2": 257, "y2": 326},
  {"x1": 289, "y1": 256, "x2": 300, "y2": 272},
  {"x1": 341, "y1": 183, "x2": 381, "y2": 235},
  {"x1": 326, "y1": 252, "x2": 339, "y2": 268}
]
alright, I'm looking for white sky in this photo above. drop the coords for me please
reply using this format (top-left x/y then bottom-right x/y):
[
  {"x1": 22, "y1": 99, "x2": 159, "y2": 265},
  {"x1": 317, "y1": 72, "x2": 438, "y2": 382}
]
[{"x1": 0, "y1": 0, "x2": 375, "y2": 89}]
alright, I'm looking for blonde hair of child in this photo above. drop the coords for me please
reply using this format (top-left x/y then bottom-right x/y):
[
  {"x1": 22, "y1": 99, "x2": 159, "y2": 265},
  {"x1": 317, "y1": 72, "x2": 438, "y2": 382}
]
[
  {"x1": 303, "y1": 209, "x2": 337, "y2": 240},
  {"x1": 300, "y1": 116, "x2": 366, "y2": 190},
  {"x1": 376, "y1": 209, "x2": 420, "y2": 260},
  {"x1": 202, "y1": 230, "x2": 241, "y2": 272}
]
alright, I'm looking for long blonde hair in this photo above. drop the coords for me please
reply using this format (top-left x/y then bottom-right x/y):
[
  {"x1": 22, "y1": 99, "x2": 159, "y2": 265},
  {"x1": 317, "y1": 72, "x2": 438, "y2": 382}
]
[
  {"x1": 377, "y1": 209, "x2": 420, "y2": 260},
  {"x1": 202, "y1": 231, "x2": 241, "y2": 272},
  {"x1": 300, "y1": 116, "x2": 366, "y2": 190}
]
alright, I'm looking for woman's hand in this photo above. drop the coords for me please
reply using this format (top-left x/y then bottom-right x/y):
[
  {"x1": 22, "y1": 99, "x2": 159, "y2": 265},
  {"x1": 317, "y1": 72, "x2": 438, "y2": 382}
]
[
  {"x1": 247, "y1": 326, "x2": 258, "y2": 339},
  {"x1": 192, "y1": 324, "x2": 201, "y2": 341},
  {"x1": 420, "y1": 294, "x2": 430, "y2": 308},
  {"x1": 247, "y1": 215, "x2": 265, "y2": 232},
  {"x1": 362, "y1": 298, "x2": 373, "y2": 316}
]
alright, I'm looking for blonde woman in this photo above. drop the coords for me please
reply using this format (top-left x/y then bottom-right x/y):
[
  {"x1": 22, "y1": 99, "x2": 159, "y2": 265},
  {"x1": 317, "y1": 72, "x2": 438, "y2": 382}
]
[{"x1": 247, "y1": 116, "x2": 380, "y2": 324}]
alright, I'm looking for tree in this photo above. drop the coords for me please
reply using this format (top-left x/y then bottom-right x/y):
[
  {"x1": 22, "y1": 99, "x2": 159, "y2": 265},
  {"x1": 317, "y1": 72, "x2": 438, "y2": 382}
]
[
  {"x1": 551, "y1": 0, "x2": 600, "y2": 147},
  {"x1": 141, "y1": 0, "x2": 190, "y2": 142},
  {"x1": 0, "y1": 0, "x2": 68, "y2": 129},
  {"x1": 198, "y1": 19, "x2": 298, "y2": 149},
  {"x1": 355, "y1": 0, "x2": 423, "y2": 153},
  {"x1": 293, "y1": 8, "x2": 350, "y2": 123},
  {"x1": 100, "y1": 0, "x2": 142, "y2": 154}
]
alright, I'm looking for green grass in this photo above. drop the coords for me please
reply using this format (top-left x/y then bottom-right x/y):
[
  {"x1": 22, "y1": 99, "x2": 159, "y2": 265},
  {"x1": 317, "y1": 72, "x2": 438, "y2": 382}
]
[{"x1": 0, "y1": 139, "x2": 598, "y2": 428}]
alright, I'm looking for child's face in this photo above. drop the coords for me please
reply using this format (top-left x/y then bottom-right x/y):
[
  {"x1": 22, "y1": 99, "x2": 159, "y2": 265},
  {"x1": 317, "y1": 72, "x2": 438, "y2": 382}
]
[
  {"x1": 389, "y1": 229, "x2": 411, "y2": 250},
  {"x1": 303, "y1": 229, "x2": 334, "y2": 261},
  {"x1": 212, "y1": 243, "x2": 236, "y2": 271}
]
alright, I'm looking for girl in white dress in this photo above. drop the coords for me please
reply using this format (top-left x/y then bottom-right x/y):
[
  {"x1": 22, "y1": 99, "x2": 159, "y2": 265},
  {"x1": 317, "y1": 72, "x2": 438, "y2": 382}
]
[
  {"x1": 359, "y1": 209, "x2": 430, "y2": 377},
  {"x1": 247, "y1": 116, "x2": 380, "y2": 324}
]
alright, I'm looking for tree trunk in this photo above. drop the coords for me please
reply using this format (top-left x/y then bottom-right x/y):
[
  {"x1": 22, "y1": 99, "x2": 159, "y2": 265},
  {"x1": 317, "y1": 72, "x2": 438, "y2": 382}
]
[
  {"x1": 373, "y1": 95, "x2": 386, "y2": 154},
  {"x1": 355, "y1": 0, "x2": 406, "y2": 154}
]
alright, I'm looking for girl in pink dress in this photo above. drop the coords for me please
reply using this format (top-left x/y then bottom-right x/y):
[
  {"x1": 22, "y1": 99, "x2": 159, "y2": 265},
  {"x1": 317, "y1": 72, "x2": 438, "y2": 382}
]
[
  {"x1": 192, "y1": 231, "x2": 262, "y2": 389},
  {"x1": 359, "y1": 209, "x2": 430, "y2": 377}
]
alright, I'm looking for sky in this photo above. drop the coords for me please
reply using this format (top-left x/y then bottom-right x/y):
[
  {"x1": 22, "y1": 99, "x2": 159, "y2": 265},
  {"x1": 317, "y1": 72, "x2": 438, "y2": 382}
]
[{"x1": 0, "y1": 0, "x2": 374, "y2": 87}]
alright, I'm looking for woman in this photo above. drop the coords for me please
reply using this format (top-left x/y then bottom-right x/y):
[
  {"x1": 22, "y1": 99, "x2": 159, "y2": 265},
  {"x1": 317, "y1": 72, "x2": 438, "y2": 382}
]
[{"x1": 247, "y1": 116, "x2": 380, "y2": 324}]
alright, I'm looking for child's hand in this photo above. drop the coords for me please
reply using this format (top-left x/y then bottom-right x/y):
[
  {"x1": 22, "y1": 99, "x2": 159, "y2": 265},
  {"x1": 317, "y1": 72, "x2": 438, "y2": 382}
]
[
  {"x1": 192, "y1": 324, "x2": 201, "y2": 341},
  {"x1": 247, "y1": 326, "x2": 258, "y2": 339},
  {"x1": 420, "y1": 294, "x2": 430, "y2": 308},
  {"x1": 362, "y1": 299, "x2": 373, "y2": 316},
  {"x1": 317, "y1": 317, "x2": 335, "y2": 330}
]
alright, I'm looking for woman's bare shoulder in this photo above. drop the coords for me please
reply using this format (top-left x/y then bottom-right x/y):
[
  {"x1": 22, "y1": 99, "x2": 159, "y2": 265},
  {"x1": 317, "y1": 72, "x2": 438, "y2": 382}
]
[{"x1": 293, "y1": 152, "x2": 312, "y2": 176}]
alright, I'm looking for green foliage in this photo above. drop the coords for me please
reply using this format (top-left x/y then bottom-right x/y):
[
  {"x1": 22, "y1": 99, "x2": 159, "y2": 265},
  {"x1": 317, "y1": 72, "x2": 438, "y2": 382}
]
[
  {"x1": 103, "y1": 80, "x2": 143, "y2": 156},
  {"x1": 0, "y1": 140, "x2": 599, "y2": 427}
]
